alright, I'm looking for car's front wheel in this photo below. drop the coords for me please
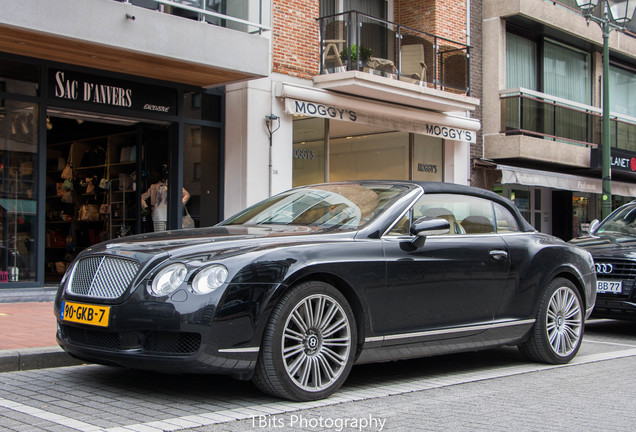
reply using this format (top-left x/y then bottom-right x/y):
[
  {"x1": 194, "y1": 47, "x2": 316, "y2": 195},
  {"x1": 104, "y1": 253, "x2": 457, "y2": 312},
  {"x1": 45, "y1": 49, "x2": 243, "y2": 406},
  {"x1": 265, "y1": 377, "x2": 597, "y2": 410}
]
[
  {"x1": 518, "y1": 277, "x2": 584, "y2": 364},
  {"x1": 253, "y1": 281, "x2": 357, "y2": 401}
]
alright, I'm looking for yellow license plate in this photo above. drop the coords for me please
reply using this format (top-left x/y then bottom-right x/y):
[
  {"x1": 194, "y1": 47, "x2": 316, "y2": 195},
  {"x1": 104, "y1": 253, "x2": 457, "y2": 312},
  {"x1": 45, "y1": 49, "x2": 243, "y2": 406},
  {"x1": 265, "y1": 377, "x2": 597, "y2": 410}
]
[{"x1": 61, "y1": 301, "x2": 110, "y2": 327}]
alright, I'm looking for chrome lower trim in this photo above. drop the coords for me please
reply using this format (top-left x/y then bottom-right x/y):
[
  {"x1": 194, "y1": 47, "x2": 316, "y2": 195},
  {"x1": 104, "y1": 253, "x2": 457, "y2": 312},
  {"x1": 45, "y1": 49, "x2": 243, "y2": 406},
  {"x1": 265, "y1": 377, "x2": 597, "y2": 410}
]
[
  {"x1": 365, "y1": 319, "x2": 536, "y2": 344},
  {"x1": 218, "y1": 347, "x2": 260, "y2": 353}
]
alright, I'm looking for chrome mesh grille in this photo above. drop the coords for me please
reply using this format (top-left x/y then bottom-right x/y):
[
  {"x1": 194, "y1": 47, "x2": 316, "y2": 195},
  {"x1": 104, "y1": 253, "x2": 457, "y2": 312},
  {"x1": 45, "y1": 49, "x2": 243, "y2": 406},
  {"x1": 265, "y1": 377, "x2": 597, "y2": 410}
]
[{"x1": 68, "y1": 256, "x2": 139, "y2": 299}]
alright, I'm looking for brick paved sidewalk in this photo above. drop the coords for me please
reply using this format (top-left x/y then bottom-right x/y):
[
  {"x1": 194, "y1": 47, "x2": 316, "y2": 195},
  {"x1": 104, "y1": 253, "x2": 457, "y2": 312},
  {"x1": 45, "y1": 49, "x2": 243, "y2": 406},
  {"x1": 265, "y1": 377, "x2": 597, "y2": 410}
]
[{"x1": 0, "y1": 302, "x2": 57, "y2": 350}]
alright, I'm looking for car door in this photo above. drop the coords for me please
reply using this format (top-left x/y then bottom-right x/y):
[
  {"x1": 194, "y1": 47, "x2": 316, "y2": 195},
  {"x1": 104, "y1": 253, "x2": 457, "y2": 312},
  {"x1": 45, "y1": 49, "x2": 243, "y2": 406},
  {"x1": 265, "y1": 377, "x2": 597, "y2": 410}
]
[{"x1": 377, "y1": 193, "x2": 511, "y2": 339}]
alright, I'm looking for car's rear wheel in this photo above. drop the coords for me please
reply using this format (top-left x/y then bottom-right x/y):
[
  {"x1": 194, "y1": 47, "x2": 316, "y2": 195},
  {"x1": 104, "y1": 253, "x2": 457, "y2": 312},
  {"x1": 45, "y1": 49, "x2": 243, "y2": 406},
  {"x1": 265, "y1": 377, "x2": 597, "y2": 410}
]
[
  {"x1": 518, "y1": 277, "x2": 583, "y2": 364},
  {"x1": 253, "y1": 281, "x2": 356, "y2": 401}
]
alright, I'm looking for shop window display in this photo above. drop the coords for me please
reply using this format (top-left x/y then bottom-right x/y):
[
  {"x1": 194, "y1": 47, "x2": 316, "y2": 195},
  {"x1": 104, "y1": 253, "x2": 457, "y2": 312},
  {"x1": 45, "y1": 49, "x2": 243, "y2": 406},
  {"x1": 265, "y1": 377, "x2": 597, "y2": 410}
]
[
  {"x1": 0, "y1": 99, "x2": 38, "y2": 282},
  {"x1": 45, "y1": 127, "x2": 139, "y2": 282}
]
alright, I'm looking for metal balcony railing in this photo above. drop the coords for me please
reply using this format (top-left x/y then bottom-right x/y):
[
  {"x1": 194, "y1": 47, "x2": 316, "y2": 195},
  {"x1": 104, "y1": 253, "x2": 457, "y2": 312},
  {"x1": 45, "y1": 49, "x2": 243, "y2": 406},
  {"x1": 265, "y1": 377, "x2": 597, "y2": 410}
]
[
  {"x1": 117, "y1": 0, "x2": 271, "y2": 34},
  {"x1": 317, "y1": 11, "x2": 471, "y2": 95},
  {"x1": 501, "y1": 88, "x2": 636, "y2": 152}
]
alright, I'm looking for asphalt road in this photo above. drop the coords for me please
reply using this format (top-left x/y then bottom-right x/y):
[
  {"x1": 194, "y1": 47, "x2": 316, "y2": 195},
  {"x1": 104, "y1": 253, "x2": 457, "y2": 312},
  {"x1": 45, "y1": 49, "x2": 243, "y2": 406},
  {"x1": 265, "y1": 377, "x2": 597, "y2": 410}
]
[{"x1": 1, "y1": 319, "x2": 635, "y2": 432}]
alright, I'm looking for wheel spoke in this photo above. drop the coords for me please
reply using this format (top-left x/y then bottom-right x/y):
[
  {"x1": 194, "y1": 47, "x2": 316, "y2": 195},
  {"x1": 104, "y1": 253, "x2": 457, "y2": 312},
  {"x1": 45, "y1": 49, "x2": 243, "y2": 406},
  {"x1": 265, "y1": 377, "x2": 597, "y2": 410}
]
[
  {"x1": 299, "y1": 356, "x2": 312, "y2": 387},
  {"x1": 291, "y1": 309, "x2": 308, "y2": 333},
  {"x1": 302, "y1": 299, "x2": 314, "y2": 329},
  {"x1": 313, "y1": 297, "x2": 326, "y2": 329},
  {"x1": 318, "y1": 303, "x2": 338, "y2": 332},
  {"x1": 323, "y1": 317, "x2": 347, "y2": 338},
  {"x1": 322, "y1": 346, "x2": 346, "y2": 365},
  {"x1": 323, "y1": 336, "x2": 349, "y2": 347},
  {"x1": 311, "y1": 357, "x2": 321, "y2": 388},
  {"x1": 284, "y1": 327, "x2": 305, "y2": 342},
  {"x1": 283, "y1": 344, "x2": 305, "y2": 359},
  {"x1": 316, "y1": 353, "x2": 336, "y2": 382},
  {"x1": 288, "y1": 352, "x2": 309, "y2": 377}
]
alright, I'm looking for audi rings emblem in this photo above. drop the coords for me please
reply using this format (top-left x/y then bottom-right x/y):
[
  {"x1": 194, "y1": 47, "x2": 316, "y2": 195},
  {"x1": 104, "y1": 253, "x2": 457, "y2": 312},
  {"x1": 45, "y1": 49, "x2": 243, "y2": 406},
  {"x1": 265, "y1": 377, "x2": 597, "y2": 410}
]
[{"x1": 596, "y1": 263, "x2": 614, "y2": 274}]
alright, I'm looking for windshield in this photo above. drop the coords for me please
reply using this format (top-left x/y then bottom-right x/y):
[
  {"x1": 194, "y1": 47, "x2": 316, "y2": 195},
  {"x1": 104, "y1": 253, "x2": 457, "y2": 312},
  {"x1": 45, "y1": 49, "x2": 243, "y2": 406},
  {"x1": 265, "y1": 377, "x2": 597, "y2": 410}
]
[
  {"x1": 220, "y1": 183, "x2": 407, "y2": 230},
  {"x1": 596, "y1": 204, "x2": 636, "y2": 236}
]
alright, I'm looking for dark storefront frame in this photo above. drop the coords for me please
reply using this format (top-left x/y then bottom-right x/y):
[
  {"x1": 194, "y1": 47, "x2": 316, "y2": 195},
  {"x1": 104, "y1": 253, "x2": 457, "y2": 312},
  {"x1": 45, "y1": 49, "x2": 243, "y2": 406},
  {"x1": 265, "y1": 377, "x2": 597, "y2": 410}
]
[{"x1": 0, "y1": 52, "x2": 225, "y2": 289}]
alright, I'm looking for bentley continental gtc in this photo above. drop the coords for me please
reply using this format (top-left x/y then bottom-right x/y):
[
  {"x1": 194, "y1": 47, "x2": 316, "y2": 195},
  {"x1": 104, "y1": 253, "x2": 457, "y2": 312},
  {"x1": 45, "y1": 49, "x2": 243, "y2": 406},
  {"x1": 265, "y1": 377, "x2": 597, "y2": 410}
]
[{"x1": 55, "y1": 181, "x2": 596, "y2": 401}]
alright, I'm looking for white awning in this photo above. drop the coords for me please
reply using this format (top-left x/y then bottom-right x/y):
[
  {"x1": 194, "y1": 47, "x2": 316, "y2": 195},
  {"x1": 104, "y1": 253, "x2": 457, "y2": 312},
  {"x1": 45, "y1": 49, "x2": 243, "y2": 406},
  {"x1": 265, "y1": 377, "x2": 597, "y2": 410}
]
[
  {"x1": 277, "y1": 83, "x2": 480, "y2": 143},
  {"x1": 498, "y1": 165, "x2": 636, "y2": 198}
]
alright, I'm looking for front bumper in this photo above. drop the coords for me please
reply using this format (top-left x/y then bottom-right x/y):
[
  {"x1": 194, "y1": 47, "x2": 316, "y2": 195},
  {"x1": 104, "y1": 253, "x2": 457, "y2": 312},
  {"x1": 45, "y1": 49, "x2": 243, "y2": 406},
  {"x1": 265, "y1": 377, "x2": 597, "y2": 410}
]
[
  {"x1": 591, "y1": 295, "x2": 636, "y2": 320},
  {"x1": 54, "y1": 282, "x2": 270, "y2": 375}
]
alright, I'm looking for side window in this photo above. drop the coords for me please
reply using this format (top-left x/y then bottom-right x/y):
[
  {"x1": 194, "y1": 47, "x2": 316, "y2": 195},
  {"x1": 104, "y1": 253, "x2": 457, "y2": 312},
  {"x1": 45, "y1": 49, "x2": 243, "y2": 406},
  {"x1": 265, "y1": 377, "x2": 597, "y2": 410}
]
[
  {"x1": 387, "y1": 213, "x2": 411, "y2": 236},
  {"x1": 494, "y1": 202, "x2": 520, "y2": 232},
  {"x1": 387, "y1": 193, "x2": 505, "y2": 236}
]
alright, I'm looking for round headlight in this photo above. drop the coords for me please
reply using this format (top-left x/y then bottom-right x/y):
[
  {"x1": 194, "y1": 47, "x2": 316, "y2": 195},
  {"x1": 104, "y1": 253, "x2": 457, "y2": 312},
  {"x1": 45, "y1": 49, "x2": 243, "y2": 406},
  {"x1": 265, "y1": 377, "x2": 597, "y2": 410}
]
[
  {"x1": 192, "y1": 264, "x2": 228, "y2": 294},
  {"x1": 150, "y1": 263, "x2": 188, "y2": 296}
]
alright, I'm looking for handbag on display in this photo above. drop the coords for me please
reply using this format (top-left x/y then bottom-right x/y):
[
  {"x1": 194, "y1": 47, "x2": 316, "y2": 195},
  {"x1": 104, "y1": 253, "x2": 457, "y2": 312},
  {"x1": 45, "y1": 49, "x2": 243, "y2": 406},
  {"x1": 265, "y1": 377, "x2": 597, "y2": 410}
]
[
  {"x1": 61, "y1": 163, "x2": 73, "y2": 179},
  {"x1": 99, "y1": 204, "x2": 110, "y2": 214},
  {"x1": 182, "y1": 206, "x2": 195, "y2": 229},
  {"x1": 62, "y1": 179, "x2": 74, "y2": 191},
  {"x1": 61, "y1": 190, "x2": 73, "y2": 204},
  {"x1": 85, "y1": 177, "x2": 95, "y2": 194},
  {"x1": 79, "y1": 204, "x2": 100, "y2": 221},
  {"x1": 99, "y1": 178, "x2": 111, "y2": 189},
  {"x1": 61, "y1": 144, "x2": 73, "y2": 179}
]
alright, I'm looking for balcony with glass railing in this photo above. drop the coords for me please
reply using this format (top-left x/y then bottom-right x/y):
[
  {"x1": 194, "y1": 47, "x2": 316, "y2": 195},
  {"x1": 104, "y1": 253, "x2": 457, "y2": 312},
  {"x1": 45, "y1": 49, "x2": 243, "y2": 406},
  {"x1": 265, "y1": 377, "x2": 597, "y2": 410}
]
[
  {"x1": 500, "y1": 88, "x2": 636, "y2": 152},
  {"x1": 117, "y1": 0, "x2": 271, "y2": 34},
  {"x1": 317, "y1": 11, "x2": 471, "y2": 96}
]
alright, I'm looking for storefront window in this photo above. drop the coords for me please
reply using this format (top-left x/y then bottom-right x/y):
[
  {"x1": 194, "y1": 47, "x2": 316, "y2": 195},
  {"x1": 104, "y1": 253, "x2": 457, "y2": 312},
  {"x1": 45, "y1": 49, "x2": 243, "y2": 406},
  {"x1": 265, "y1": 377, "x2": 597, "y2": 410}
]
[
  {"x1": 572, "y1": 195, "x2": 588, "y2": 238},
  {"x1": 293, "y1": 117, "x2": 445, "y2": 185},
  {"x1": 412, "y1": 134, "x2": 443, "y2": 182},
  {"x1": 0, "y1": 99, "x2": 38, "y2": 282},
  {"x1": 183, "y1": 124, "x2": 221, "y2": 227},
  {"x1": 330, "y1": 131, "x2": 408, "y2": 181},
  {"x1": 510, "y1": 189, "x2": 531, "y2": 223},
  {"x1": 293, "y1": 117, "x2": 326, "y2": 187}
]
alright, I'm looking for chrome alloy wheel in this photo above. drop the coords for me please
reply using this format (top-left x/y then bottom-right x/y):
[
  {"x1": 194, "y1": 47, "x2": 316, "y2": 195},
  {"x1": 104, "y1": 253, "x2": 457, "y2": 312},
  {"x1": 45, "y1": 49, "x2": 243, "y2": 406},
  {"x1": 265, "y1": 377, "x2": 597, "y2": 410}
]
[
  {"x1": 546, "y1": 286, "x2": 582, "y2": 357},
  {"x1": 281, "y1": 293, "x2": 352, "y2": 392}
]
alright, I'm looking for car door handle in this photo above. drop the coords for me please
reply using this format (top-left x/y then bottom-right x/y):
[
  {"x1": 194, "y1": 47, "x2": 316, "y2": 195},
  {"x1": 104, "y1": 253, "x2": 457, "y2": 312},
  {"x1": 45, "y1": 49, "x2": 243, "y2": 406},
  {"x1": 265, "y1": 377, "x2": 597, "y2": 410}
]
[{"x1": 489, "y1": 250, "x2": 508, "y2": 260}]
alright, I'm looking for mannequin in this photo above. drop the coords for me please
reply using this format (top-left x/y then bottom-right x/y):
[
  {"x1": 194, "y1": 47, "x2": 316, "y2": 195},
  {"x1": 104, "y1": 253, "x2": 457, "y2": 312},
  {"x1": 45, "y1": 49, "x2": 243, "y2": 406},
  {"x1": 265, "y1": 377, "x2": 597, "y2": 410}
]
[{"x1": 141, "y1": 164, "x2": 190, "y2": 231}]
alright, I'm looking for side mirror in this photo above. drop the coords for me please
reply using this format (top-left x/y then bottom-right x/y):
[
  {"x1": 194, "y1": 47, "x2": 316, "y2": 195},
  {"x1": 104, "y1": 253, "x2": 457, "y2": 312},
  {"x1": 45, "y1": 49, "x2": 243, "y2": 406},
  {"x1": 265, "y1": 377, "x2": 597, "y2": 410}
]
[
  {"x1": 409, "y1": 217, "x2": 450, "y2": 248},
  {"x1": 589, "y1": 219, "x2": 600, "y2": 234}
]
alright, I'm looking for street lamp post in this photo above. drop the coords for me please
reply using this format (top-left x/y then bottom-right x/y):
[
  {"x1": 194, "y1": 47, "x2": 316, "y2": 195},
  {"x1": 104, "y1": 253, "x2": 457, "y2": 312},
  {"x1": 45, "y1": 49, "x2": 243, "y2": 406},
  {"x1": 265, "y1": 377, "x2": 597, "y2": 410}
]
[{"x1": 575, "y1": 0, "x2": 636, "y2": 219}]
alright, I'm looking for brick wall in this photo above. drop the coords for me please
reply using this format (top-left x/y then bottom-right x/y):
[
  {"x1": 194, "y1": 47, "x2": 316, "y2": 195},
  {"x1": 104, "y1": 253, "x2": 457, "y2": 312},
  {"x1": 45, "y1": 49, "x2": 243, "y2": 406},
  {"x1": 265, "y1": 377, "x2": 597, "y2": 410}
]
[
  {"x1": 469, "y1": 0, "x2": 483, "y2": 163},
  {"x1": 272, "y1": 0, "x2": 319, "y2": 78},
  {"x1": 395, "y1": 0, "x2": 466, "y2": 43}
]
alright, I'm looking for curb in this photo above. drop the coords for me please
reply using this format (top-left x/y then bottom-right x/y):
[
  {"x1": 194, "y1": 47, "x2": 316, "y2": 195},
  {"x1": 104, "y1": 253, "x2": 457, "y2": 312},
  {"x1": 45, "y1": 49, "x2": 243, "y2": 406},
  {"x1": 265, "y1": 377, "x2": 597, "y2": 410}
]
[{"x1": 0, "y1": 346, "x2": 84, "y2": 373}]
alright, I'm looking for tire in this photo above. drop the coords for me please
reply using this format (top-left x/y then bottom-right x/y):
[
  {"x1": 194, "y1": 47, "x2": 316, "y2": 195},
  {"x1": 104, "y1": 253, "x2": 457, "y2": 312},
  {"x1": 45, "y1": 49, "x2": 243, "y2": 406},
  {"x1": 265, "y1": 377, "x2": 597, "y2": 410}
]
[
  {"x1": 518, "y1": 277, "x2": 584, "y2": 364},
  {"x1": 252, "y1": 281, "x2": 357, "y2": 401}
]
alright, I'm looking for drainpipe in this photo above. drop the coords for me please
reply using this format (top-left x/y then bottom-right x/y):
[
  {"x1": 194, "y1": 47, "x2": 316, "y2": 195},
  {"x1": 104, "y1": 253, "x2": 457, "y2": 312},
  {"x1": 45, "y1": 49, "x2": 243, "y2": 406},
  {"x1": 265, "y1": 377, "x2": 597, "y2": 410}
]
[{"x1": 265, "y1": 114, "x2": 280, "y2": 197}]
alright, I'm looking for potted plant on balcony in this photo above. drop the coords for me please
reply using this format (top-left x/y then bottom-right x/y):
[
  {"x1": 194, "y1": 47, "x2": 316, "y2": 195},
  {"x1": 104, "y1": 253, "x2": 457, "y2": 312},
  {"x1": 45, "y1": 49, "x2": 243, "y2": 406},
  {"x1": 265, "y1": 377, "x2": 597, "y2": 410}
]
[{"x1": 340, "y1": 44, "x2": 372, "y2": 65}]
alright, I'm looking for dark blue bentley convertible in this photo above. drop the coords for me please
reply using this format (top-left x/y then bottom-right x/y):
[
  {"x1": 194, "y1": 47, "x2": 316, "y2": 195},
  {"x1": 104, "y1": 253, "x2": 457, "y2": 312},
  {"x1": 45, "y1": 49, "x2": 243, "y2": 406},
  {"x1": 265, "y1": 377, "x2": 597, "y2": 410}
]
[{"x1": 55, "y1": 181, "x2": 596, "y2": 401}]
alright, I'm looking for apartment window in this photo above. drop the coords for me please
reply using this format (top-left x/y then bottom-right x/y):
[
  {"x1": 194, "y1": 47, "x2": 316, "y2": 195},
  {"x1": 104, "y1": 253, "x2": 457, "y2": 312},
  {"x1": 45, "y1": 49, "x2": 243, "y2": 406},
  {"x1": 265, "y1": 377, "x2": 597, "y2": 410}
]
[
  {"x1": 506, "y1": 33, "x2": 537, "y2": 90},
  {"x1": 610, "y1": 65, "x2": 636, "y2": 117},
  {"x1": 543, "y1": 40, "x2": 591, "y2": 105}
]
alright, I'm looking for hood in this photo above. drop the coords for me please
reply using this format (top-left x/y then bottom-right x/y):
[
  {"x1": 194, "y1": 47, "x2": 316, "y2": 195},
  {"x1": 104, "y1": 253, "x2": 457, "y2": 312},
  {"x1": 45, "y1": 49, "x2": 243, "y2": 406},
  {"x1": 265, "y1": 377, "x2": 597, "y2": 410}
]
[
  {"x1": 569, "y1": 233, "x2": 636, "y2": 259},
  {"x1": 81, "y1": 224, "x2": 353, "y2": 258}
]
